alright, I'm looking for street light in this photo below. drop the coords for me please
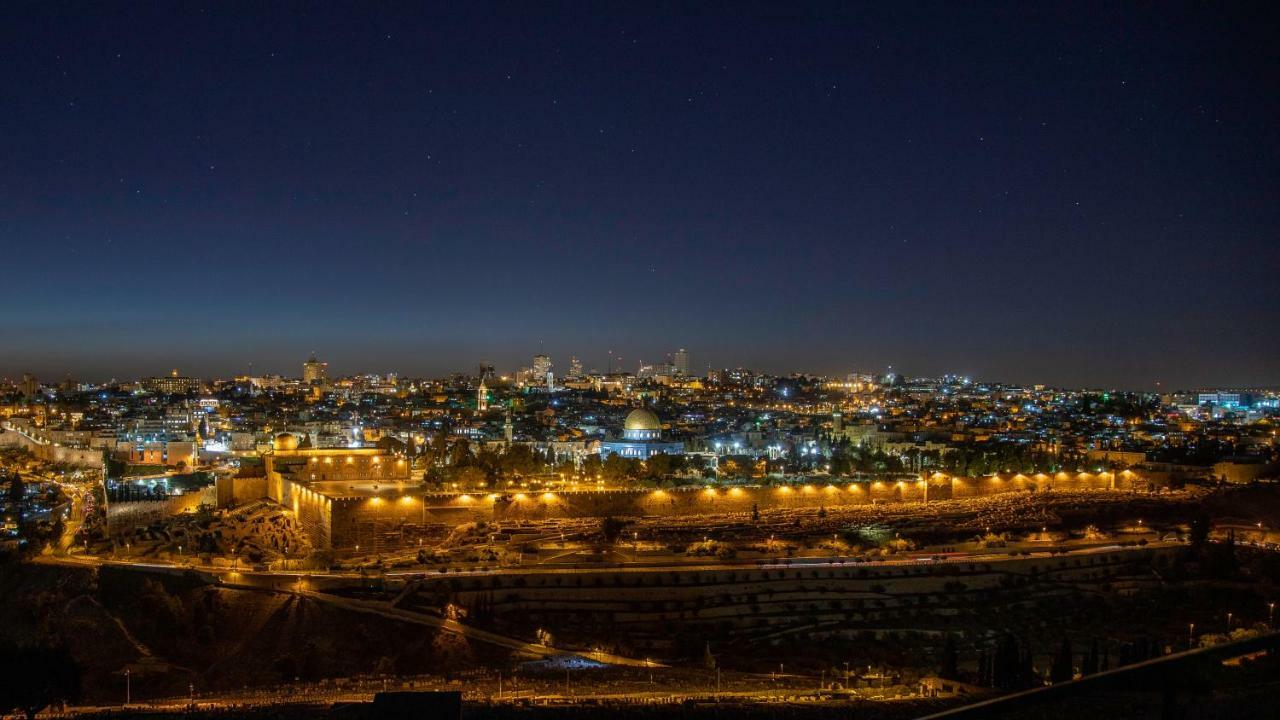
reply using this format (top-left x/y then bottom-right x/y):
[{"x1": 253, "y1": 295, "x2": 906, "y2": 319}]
[{"x1": 1188, "y1": 622, "x2": 1195, "y2": 650}]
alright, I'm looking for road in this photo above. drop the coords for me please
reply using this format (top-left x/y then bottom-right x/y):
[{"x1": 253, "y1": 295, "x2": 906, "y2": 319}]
[{"x1": 38, "y1": 537, "x2": 1181, "y2": 583}]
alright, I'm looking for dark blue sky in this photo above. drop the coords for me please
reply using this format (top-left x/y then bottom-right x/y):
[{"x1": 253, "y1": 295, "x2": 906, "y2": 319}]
[{"x1": 2, "y1": 2, "x2": 1277, "y2": 389}]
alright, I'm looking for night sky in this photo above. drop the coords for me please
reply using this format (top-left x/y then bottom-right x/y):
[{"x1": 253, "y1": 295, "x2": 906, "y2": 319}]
[{"x1": 2, "y1": 2, "x2": 1277, "y2": 389}]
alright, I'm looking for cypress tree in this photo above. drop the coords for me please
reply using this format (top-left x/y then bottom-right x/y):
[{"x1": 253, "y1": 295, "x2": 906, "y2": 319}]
[
  {"x1": 1082, "y1": 638, "x2": 1099, "y2": 676},
  {"x1": 1050, "y1": 637, "x2": 1074, "y2": 683},
  {"x1": 939, "y1": 635, "x2": 959, "y2": 680}
]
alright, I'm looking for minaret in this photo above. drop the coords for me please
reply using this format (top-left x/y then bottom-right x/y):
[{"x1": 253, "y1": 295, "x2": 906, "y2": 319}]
[{"x1": 503, "y1": 409, "x2": 513, "y2": 443}]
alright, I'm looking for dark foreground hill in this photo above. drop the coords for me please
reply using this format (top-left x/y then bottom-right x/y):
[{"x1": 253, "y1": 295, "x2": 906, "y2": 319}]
[{"x1": 0, "y1": 561, "x2": 504, "y2": 703}]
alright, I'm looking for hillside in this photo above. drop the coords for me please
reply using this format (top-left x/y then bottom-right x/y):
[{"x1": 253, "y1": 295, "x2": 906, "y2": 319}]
[{"x1": 0, "y1": 562, "x2": 507, "y2": 702}]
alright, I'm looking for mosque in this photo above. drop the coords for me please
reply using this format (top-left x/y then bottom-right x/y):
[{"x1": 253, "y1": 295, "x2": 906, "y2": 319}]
[{"x1": 599, "y1": 407, "x2": 684, "y2": 460}]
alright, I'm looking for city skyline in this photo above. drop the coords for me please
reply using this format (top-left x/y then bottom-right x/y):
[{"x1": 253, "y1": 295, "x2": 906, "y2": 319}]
[
  {"x1": 4, "y1": 346, "x2": 1276, "y2": 393},
  {"x1": 2, "y1": 3, "x2": 1277, "y2": 390}
]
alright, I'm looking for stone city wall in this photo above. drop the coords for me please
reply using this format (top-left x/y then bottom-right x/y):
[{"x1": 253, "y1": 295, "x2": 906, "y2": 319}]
[
  {"x1": 316, "y1": 471, "x2": 1145, "y2": 548},
  {"x1": 106, "y1": 486, "x2": 215, "y2": 529},
  {"x1": 217, "y1": 475, "x2": 267, "y2": 508},
  {"x1": 0, "y1": 426, "x2": 104, "y2": 467},
  {"x1": 280, "y1": 477, "x2": 334, "y2": 551}
]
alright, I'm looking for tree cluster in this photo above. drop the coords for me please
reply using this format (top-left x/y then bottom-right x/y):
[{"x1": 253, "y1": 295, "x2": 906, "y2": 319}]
[{"x1": 0, "y1": 640, "x2": 81, "y2": 719}]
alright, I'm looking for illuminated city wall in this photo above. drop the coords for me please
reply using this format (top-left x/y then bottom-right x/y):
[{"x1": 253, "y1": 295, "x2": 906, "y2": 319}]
[
  {"x1": 280, "y1": 477, "x2": 333, "y2": 550},
  {"x1": 265, "y1": 469, "x2": 283, "y2": 506},
  {"x1": 220, "y1": 475, "x2": 267, "y2": 506},
  {"x1": 106, "y1": 487, "x2": 215, "y2": 534},
  {"x1": 312, "y1": 470, "x2": 1153, "y2": 548},
  {"x1": 329, "y1": 494, "x2": 433, "y2": 549},
  {"x1": 947, "y1": 471, "x2": 1133, "y2": 498},
  {"x1": 0, "y1": 427, "x2": 103, "y2": 467},
  {"x1": 481, "y1": 480, "x2": 927, "y2": 521}
]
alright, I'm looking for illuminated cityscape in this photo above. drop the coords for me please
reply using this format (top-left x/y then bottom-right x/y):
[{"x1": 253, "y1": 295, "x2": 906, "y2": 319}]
[
  {"x1": 2, "y1": 3, "x2": 1278, "y2": 720},
  {"x1": 3, "y1": 357, "x2": 1279, "y2": 718}
]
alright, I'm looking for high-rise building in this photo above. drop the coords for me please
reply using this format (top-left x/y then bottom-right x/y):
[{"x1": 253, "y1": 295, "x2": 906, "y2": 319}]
[
  {"x1": 19, "y1": 373, "x2": 38, "y2": 398},
  {"x1": 303, "y1": 354, "x2": 328, "y2": 383},
  {"x1": 567, "y1": 356, "x2": 584, "y2": 380},
  {"x1": 532, "y1": 354, "x2": 552, "y2": 382},
  {"x1": 673, "y1": 348, "x2": 690, "y2": 376}
]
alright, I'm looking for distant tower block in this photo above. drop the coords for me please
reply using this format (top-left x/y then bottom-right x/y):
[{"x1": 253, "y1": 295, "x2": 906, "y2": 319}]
[
  {"x1": 303, "y1": 353, "x2": 328, "y2": 383},
  {"x1": 532, "y1": 354, "x2": 552, "y2": 383},
  {"x1": 673, "y1": 348, "x2": 690, "y2": 376}
]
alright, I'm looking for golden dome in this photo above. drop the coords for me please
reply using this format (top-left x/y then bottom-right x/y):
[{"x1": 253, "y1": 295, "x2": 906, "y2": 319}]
[
  {"x1": 273, "y1": 432, "x2": 300, "y2": 452},
  {"x1": 623, "y1": 408, "x2": 661, "y2": 432}
]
